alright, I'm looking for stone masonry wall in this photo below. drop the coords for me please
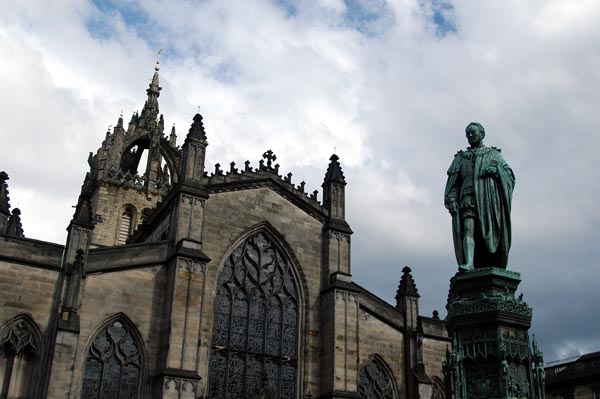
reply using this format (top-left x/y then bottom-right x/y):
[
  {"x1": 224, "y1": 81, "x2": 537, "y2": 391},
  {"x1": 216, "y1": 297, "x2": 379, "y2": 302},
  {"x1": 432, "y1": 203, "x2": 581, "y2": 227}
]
[
  {"x1": 46, "y1": 265, "x2": 166, "y2": 399},
  {"x1": 198, "y1": 187, "x2": 324, "y2": 397},
  {"x1": 358, "y1": 307, "x2": 405, "y2": 399},
  {"x1": 0, "y1": 261, "x2": 59, "y2": 332},
  {"x1": 421, "y1": 318, "x2": 450, "y2": 384},
  {"x1": 90, "y1": 184, "x2": 161, "y2": 247}
]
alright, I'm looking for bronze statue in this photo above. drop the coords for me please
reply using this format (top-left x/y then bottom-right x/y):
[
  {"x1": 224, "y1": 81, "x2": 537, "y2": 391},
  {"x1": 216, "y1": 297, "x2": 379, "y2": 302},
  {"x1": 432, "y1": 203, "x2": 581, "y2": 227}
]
[{"x1": 444, "y1": 122, "x2": 515, "y2": 271}]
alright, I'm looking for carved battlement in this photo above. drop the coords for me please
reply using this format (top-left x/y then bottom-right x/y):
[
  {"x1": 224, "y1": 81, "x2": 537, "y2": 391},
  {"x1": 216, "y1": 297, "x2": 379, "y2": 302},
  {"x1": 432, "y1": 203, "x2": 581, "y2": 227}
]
[{"x1": 203, "y1": 150, "x2": 326, "y2": 218}]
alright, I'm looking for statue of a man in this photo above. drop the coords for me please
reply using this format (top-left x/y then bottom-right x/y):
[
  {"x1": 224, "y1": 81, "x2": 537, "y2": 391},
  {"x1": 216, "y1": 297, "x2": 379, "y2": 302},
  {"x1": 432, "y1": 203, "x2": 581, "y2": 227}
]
[{"x1": 444, "y1": 122, "x2": 515, "y2": 271}]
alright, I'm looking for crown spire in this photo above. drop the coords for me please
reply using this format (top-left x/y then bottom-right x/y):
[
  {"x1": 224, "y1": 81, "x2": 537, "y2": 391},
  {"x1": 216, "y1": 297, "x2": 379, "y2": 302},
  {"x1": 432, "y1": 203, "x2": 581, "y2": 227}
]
[{"x1": 140, "y1": 50, "x2": 162, "y2": 124}]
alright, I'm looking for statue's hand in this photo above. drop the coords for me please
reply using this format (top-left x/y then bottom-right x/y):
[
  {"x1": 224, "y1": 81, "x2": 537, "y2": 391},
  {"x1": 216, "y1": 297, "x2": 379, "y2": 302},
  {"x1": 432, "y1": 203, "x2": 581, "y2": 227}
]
[
  {"x1": 481, "y1": 165, "x2": 498, "y2": 177},
  {"x1": 448, "y1": 199, "x2": 459, "y2": 215}
]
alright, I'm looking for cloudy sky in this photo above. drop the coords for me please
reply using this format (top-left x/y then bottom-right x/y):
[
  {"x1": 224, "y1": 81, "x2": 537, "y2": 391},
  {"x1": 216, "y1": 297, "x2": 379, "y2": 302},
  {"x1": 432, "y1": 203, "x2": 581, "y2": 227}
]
[{"x1": 2, "y1": 0, "x2": 600, "y2": 362}]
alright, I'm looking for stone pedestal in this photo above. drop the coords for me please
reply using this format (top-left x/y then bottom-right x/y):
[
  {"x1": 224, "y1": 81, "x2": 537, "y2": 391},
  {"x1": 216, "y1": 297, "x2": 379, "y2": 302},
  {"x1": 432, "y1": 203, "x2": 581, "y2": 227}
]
[{"x1": 444, "y1": 268, "x2": 545, "y2": 399}]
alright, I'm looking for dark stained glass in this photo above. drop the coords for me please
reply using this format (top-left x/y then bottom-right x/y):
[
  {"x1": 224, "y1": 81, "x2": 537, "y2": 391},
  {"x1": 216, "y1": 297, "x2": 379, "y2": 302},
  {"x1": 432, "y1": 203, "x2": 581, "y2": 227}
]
[
  {"x1": 81, "y1": 320, "x2": 142, "y2": 399},
  {"x1": 208, "y1": 232, "x2": 299, "y2": 398},
  {"x1": 358, "y1": 357, "x2": 395, "y2": 399}
]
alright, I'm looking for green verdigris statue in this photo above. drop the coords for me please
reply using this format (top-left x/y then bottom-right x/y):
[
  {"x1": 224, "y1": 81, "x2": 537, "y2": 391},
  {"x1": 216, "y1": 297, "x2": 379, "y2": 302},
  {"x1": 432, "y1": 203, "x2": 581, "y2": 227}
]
[{"x1": 444, "y1": 122, "x2": 515, "y2": 271}]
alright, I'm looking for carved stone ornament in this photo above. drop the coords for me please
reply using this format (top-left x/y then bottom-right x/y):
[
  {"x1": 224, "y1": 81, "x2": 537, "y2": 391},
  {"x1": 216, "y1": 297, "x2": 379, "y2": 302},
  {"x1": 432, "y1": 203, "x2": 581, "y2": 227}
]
[
  {"x1": 208, "y1": 231, "x2": 299, "y2": 399},
  {"x1": 181, "y1": 194, "x2": 206, "y2": 207},
  {"x1": 0, "y1": 315, "x2": 41, "y2": 357},
  {"x1": 358, "y1": 357, "x2": 395, "y2": 399},
  {"x1": 178, "y1": 258, "x2": 206, "y2": 274},
  {"x1": 80, "y1": 318, "x2": 143, "y2": 399}
]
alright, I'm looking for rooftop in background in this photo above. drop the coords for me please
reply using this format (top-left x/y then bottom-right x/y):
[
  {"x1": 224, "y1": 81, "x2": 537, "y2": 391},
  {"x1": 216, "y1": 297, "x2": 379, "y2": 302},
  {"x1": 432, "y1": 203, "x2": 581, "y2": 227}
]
[{"x1": 545, "y1": 350, "x2": 600, "y2": 386}]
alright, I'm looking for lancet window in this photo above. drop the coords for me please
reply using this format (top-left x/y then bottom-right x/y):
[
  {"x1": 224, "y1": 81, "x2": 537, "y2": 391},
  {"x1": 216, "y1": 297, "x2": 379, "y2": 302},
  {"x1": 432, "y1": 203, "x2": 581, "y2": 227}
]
[
  {"x1": 431, "y1": 376, "x2": 446, "y2": 399},
  {"x1": 358, "y1": 356, "x2": 396, "y2": 399},
  {"x1": 117, "y1": 206, "x2": 135, "y2": 245},
  {"x1": 80, "y1": 317, "x2": 144, "y2": 399},
  {"x1": 0, "y1": 314, "x2": 42, "y2": 398},
  {"x1": 208, "y1": 231, "x2": 300, "y2": 399}
]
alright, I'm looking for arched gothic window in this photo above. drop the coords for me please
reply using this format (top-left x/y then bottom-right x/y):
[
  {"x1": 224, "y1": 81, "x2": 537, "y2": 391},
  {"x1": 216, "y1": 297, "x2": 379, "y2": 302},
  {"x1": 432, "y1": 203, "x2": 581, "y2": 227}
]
[
  {"x1": 117, "y1": 206, "x2": 136, "y2": 245},
  {"x1": 80, "y1": 316, "x2": 144, "y2": 399},
  {"x1": 0, "y1": 314, "x2": 42, "y2": 398},
  {"x1": 208, "y1": 231, "x2": 300, "y2": 399},
  {"x1": 431, "y1": 376, "x2": 446, "y2": 399},
  {"x1": 358, "y1": 356, "x2": 397, "y2": 399}
]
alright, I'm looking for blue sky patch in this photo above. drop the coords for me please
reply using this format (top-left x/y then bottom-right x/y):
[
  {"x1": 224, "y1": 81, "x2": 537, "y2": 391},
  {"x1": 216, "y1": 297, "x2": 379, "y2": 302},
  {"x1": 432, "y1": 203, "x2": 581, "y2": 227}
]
[
  {"x1": 342, "y1": 0, "x2": 391, "y2": 36},
  {"x1": 275, "y1": 0, "x2": 298, "y2": 17},
  {"x1": 86, "y1": 0, "x2": 162, "y2": 46},
  {"x1": 428, "y1": 0, "x2": 457, "y2": 37}
]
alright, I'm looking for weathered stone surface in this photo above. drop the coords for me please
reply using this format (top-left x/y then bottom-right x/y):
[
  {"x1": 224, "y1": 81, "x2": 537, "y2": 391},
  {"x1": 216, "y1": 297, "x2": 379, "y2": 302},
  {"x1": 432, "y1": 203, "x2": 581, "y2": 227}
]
[{"x1": 0, "y1": 67, "x2": 453, "y2": 399}]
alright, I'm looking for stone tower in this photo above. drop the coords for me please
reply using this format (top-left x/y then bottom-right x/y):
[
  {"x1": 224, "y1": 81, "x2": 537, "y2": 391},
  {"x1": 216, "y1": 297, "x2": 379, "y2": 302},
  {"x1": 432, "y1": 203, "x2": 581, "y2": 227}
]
[{"x1": 85, "y1": 61, "x2": 181, "y2": 247}]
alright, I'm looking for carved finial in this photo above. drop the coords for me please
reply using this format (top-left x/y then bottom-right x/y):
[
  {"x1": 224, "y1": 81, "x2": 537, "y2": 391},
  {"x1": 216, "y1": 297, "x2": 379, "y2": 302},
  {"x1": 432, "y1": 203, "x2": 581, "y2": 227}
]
[
  {"x1": 432, "y1": 310, "x2": 440, "y2": 320},
  {"x1": 169, "y1": 123, "x2": 177, "y2": 146},
  {"x1": 187, "y1": 113, "x2": 206, "y2": 141},
  {"x1": 310, "y1": 190, "x2": 318, "y2": 201},
  {"x1": 68, "y1": 248, "x2": 85, "y2": 275},
  {"x1": 395, "y1": 266, "x2": 420, "y2": 306},
  {"x1": 228, "y1": 162, "x2": 238, "y2": 175},
  {"x1": 0, "y1": 171, "x2": 10, "y2": 216},
  {"x1": 214, "y1": 163, "x2": 223, "y2": 176},
  {"x1": 116, "y1": 111, "x2": 124, "y2": 128},
  {"x1": 284, "y1": 172, "x2": 292, "y2": 183},
  {"x1": 262, "y1": 150, "x2": 277, "y2": 170},
  {"x1": 244, "y1": 160, "x2": 252, "y2": 172},
  {"x1": 323, "y1": 153, "x2": 346, "y2": 185},
  {"x1": 6, "y1": 208, "x2": 24, "y2": 237},
  {"x1": 155, "y1": 48, "x2": 162, "y2": 71},
  {"x1": 298, "y1": 181, "x2": 306, "y2": 192}
]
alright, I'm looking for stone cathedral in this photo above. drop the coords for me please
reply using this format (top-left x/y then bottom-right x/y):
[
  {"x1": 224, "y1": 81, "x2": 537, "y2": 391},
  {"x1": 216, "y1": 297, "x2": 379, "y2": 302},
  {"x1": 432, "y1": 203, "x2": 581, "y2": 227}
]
[{"x1": 0, "y1": 65, "x2": 450, "y2": 399}]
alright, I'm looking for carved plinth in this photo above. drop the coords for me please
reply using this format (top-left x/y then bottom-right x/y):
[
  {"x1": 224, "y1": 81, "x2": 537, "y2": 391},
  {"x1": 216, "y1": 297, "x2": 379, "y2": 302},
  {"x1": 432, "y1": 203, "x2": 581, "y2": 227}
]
[{"x1": 444, "y1": 268, "x2": 545, "y2": 399}]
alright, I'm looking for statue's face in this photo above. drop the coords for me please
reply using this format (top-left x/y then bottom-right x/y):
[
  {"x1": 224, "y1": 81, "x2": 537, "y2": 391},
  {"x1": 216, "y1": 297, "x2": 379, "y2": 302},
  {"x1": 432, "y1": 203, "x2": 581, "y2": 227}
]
[{"x1": 465, "y1": 125, "x2": 484, "y2": 146}]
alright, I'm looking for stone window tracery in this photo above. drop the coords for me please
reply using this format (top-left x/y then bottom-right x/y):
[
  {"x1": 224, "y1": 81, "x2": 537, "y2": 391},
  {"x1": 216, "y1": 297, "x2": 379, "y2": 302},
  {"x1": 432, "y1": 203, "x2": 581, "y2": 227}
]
[
  {"x1": 208, "y1": 232, "x2": 300, "y2": 399},
  {"x1": 431, "y1": 376, "x2": 446, "y2": 399},
  {"x1": 0, "y1": 314, "x2": 42, "y2": 398},
  {"x1": 80, "y1": 317, "x2": 144, "y2": 399},
  {"x1": 358, "y1": 356, "x2": 396, "y2": 399}
]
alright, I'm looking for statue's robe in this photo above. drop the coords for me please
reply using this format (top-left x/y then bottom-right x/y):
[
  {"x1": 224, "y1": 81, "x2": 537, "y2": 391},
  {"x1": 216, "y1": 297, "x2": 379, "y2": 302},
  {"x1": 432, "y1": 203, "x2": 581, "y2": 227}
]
[{"x1": 444, "y1": 146, "x2": 515, "y2": 269}]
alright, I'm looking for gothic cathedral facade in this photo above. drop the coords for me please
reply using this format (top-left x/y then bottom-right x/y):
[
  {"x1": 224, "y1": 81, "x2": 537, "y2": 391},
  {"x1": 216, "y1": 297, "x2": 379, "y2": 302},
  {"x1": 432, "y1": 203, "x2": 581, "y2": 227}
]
[{"x1": 0, "y1": 66, "x2": 449, "y2": 399}]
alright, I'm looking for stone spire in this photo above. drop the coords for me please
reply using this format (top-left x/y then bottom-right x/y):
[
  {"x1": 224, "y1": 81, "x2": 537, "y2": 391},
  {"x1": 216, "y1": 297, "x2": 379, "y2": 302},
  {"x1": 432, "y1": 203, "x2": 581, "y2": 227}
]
[
  {"x1": 180, "y1": 113, "x2": 209, "y2": 182},
  {"x1": 396, "y1": 265, "x2": 422, "y2": 399},
  {"x1": 69, "y1": 177, "x2": 94, "y2": 229},
  {"x1": 396, "y1": 266, "x2": 420, "y2": 303},
  {"x1": 186, "y1": 113, "x2": 207, "y2": 141},
  {"x1": 139, "y1": 53, "x2": 162, "y2": 127},
  {"x1": 0, "y1": 171, "x2": 10, "y2": 232},
  {"x1": 322, "y1": 154, "x2": 348, "y2": 223},
  {"x1": 323, "y1": 154, "x2": 346, "y2": 185},
  {"x1": 169, "y1": 124, "x2": 177, "y2": 147},
  {"x1": 5, "y1": 208, "x2": 24, "y2": 238}
]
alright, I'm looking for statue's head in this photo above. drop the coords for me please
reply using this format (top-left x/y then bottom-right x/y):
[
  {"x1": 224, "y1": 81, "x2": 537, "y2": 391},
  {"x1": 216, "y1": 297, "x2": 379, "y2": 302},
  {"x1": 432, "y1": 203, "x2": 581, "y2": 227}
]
[{"x1": 465, "y1": 122, "x2": 485, "y2": 147}]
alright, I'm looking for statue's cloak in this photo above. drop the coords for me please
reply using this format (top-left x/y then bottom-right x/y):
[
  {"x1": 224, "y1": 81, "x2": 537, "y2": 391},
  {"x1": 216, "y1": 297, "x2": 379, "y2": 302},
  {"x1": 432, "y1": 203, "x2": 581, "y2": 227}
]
[{"x1": 445, "y1": 147, "x2": 515, "y2": 268}]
